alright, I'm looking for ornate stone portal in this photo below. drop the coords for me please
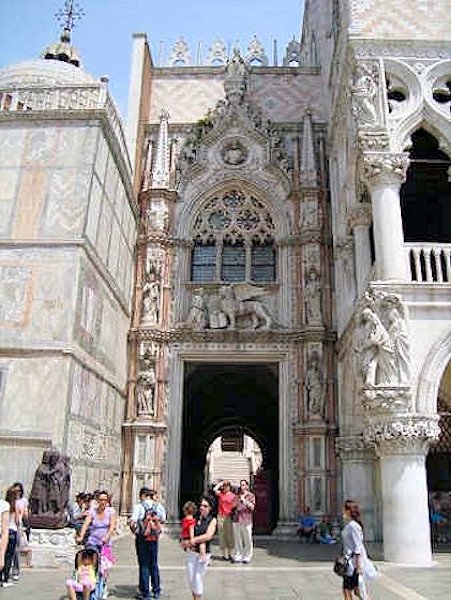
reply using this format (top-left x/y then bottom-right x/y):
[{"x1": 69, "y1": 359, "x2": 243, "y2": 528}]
[{"x1": 123, "y1": 48, "x2": 335, "y2": 531}]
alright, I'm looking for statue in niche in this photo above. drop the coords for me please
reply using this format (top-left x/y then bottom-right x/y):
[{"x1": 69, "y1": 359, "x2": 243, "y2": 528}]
[
  {"x1": 304, "y1": 268, "x2": 322, "y2": 324},
  {"x1": 305, "y1": 351, "x2": 324, "y2": 417},
  {"x1": 219, "y1": 284, "x2": 272, "y2": 330},
  {"x1": 142, "y1": 274, "x2": 160, "y2": 325},
  {"x1": 352, "y1": 63, "x2": 378, "y2": 126},
  {"x1": 301, "y1": 198, "x2": 318, "y2": 228},
  {"x1": 136, "y1": 368, "x2": 156, "y2": 417},
  {"x1": 186, "y1": 288, "x2": 207, "y2": 330},
  {"x1": 148, "y1": 201, "x2": 168, "y2": 232},
  {"x1": 29, "y1": 449, "x2": 71, "y2": 529}
]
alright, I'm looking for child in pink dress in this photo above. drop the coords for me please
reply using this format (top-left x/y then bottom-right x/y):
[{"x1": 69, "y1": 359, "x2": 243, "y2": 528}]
[{"x1": 66, "y1": 548, "x2": 98, "y2": 600}]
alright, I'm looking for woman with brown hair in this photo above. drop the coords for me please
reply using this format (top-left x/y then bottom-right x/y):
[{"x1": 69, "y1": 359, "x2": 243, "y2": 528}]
[
  {"x1": 0, "y1": 487, "x2": 20, "y2": 587},
  {"x1": 341, "y1": 499, "x2": 377, "y2": 600}
]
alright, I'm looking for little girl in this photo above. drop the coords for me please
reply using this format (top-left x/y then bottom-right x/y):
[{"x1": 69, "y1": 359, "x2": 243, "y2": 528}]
[
  {"x1": 180, "y1": 501, "x2": 207, "y2": 562},
  {"x1": 66, "y1": 548, "x2": 98, "y2": 600}
]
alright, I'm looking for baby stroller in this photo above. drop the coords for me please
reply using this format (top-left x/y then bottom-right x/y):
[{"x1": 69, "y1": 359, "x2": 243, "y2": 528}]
[{"x1": 67, "y1": 547, "x2": 105, "y2": 600}]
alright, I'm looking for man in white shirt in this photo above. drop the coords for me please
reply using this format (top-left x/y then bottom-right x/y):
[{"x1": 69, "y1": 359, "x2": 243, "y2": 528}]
[{"x1": 129, "y1": 488, "x2": 166, "y2": 600}]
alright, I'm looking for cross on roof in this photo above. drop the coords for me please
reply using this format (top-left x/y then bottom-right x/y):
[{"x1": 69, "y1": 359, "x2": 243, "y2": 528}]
[{"x1": 55, "y1": 0, "x2": 84, "y2": 33}]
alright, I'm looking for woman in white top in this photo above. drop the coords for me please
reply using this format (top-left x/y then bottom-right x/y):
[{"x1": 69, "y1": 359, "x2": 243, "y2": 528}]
[
  {"x1": 341, "y1": 499, "x2": 377, "y2": 600},
  {"x1": 0, "y1": 497, "x2": 10, "y2": 576},
  {"x1": 0, "y1": 487, "x2": 20, "y2": 588}
]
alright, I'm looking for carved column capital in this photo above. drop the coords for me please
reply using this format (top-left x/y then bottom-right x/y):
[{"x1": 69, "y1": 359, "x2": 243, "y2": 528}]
[
  {"x1": 335, "y1": 435, "x2": 370, "y2": 460},
  {"x1": 364, "y1": 414, "x2": 440, "y2": 456},
  {"x1": 362, "y1": 152, "x2": 409, "y2": 189},
  {"x1": 347, "y1": 204, "x2": 372, "y2": 230}
]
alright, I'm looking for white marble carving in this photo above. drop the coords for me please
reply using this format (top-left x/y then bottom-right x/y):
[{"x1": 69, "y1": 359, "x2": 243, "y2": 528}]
[
  {"x1": 136, "y1": 368, "x2": 156, "y2": 417},
  {"x1": 141, "y1": 275, "x2": 160, "y2": 325},
  {"x1": 354, "y1": 290, "x2": 410, "y2": 387},
  {"x1": 304, "y1": 268, "x2": 322, "y2": 324},
  {"x1": 352, "y1": 62, "x2": 379, "y2": 127},
  {"x1": 305, "y1": 349, "x2": 324, "y2": 417}
]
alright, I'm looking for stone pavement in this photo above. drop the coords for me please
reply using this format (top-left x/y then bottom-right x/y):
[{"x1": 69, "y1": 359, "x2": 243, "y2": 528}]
[{"x1": 2, "y1": 534, "x2": 451, "y2": 599}]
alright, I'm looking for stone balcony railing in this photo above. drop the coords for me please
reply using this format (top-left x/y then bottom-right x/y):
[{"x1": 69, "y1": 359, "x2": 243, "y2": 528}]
[
  {"x1": 407, "y1": 243, "x2": 451, "y2": 283},
  {"x1": 0, "y1": 83, "x2": 131, "y2": 174}
]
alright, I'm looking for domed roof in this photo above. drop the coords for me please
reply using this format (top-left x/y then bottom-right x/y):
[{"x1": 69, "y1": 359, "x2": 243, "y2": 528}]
[{"x1": 0, "y1": 57, "x2": 96, "y2": 88}]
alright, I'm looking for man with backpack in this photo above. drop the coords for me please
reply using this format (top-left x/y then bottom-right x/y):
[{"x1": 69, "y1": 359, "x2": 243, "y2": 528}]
[{"x1": 129, "y1": 488, "x2": 166, "y2": 600}]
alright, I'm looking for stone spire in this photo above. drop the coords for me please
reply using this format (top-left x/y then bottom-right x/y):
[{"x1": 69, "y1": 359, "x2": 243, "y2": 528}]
[
  {"x1": 151, "y1": 108, "x2": 171, "y2": 189},
  {"x1": 300, "y1": 110, "x2": 318, "y2": 188},
  {"x1": 43, "y1": 1, "x2": 84, "y2": 67}
]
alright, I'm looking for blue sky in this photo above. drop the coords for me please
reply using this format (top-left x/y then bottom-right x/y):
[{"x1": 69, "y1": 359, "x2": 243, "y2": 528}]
[{"x1": 0, "y1": 1, "x2": 304, "y2": 119}]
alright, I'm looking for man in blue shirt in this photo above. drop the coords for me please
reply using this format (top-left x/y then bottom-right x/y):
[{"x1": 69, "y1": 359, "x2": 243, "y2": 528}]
[
  {"x1": 129, "y1": 488, "x2": 166, "y2": 600},
  {"x1": 297, "y1": 506, "x2": 317, "y2": 543}
]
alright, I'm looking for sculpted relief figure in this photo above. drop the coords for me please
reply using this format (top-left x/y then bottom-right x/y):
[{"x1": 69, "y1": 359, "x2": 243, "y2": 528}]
[
  {"x1": 186, "y1": 288, "x2": 207, "y2": 330},
  {"x1": 304, "y1": 268, "x2": 322, "y2": 324},
  {"x1": 142, "y1": 275, "x2": 160, "y2": 325},
  {"x1": 136, "y1": 369, "x2": 156, "y2": 417},
  {"x1": 352, "y1": 62, "x2": 379, "y2": 127},
  {"x1": 354, "y1": 291, "x2": 410, "y2": 387},
  {"x1": 219, "y1": 284, "x2": 272, "y2": 330},
  {"x1": 29, "y1": 449, "x2": 71, "y2": 529},
  {"x1": 305, "y1": 350, "x2": 324, "y2": 417},
  {"x1": 182, "y1": 284, "x2": 273, "y2": 331}
]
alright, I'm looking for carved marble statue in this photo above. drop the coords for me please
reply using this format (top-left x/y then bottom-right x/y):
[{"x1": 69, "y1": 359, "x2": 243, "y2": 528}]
[
  {"x1": 354, "y1": 291, "x2": 411, "y2": 387},
  {"x1": 219, "y1": 284, "x2": 272, "y2": 330},
  {"x1": 306, "y1": 351, "x2": 324, "y2": 416},
  {"x1": 142, "y1": 275, "x2": 160, "y2": 325},
  {"x1": 352, "y1": 63, "x2": 378, "y2": 126},
  {"x1": 29, "y1": 449, "x2": 71, "y2": 529},
  {"x1": 136, "y1": 369, "x2": 156, "y2": 417},
  {"x1": 301, "y1": 198, "x2": 318, "y2": 227},
  {"x1": 304, "y1": 268, "x2": 322, "y2": 324},
  {"x1": 186, "y1": 288, "x2": 207, "y2": 330}
]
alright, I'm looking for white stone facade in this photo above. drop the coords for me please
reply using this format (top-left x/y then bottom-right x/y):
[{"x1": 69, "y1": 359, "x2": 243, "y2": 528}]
[
  {"x1": 0, "y1": 0, "x2": 450, "y2": 566},
  {"x1": 0, "y1": 58, "x2": 136, "y2": 501}
]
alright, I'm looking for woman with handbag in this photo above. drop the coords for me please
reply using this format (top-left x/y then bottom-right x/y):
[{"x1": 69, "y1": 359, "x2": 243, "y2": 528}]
[
  {"x1": 341, "y1": 500, "x2": 377, "y2": 600},
  {"x1": 11, "y1": 482, "x2": 29, "y2": 581}
]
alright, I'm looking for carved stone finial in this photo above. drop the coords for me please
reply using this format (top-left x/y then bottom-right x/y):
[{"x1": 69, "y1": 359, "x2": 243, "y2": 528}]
[
  {"x1": 245, "y1": 36, "x2": 268, "y2": 66},
  {"x1": 224, "y1": 49, "x2": 248, "y2": 107},
  {"x1": 169, "y1": 37, "x2": 191, "y2": 66},
  {"x1": 300, "y1": 111, "x2": 318, "y2": 187},
  {"x1": 206, "y1": 39, "x2": 227, "y2": 66},
  {"x1": 283, "y1": 37, "x2": 301, "y2": 67},
  {"x1": 151, "y1": 107, "x2": 171, "y2": 189}
]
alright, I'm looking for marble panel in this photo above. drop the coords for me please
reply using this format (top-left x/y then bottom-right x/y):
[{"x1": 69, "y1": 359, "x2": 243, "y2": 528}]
[
  {"x1": 105, "y1": 157, "x2": 119, "y2": 205},
  {"x1": 107, "y1": 217, "x2": 120, "y2": 274},
  {"x1": 0, "y1": 264, "x2": 32, "y2": 328},
  {"x1": 94, "y1": 135, "x2": 108, "y2": 182},
  {"x1": 0, "y1": 169, "x2": 19, "y2": 237},
  {"x1": 0, "y1": 127, "x2": 26, "y2": 167},
  {"x1": 56, "y1": 124, "x2": 98, "y2": 168},
  {"x1": 96, "y1": 196, "x2": 112, "y2": 264},
  {"x1": 85, "y1": 174, "x2": 102, "y2": 245},
  {"x1": 24, "y1": 127, "x2": 57, "y2": 165},
  {"x1": 41, "y1": 168, "x2": 88, "y2": 237},
  {"x1": 0, "y1": 356, "x2": 69, "y2": 443},
  {"x1": 12, "y1": 168, "x2": 48, "y2": 238}
]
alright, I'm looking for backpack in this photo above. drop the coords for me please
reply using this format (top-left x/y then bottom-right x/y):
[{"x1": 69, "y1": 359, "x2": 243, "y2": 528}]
[{"x1": 138, "y1": 504, "x2": 162, "y2": 542}]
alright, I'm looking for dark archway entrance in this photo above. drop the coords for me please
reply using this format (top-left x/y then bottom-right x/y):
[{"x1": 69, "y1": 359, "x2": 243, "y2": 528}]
[{"x1": 180, "y1": 362, "x2": 279, "y2": 532}]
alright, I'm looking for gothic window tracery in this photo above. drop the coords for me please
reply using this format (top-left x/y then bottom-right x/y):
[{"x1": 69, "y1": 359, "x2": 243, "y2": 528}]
[{"x1": 190, "y1": 190, "x2": 276, "y2": 283}]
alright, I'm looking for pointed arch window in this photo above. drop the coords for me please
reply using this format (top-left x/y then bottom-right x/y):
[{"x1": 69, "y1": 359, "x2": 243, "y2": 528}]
[
  {"x1": 190, "y1": 190, "x2": 276, "y2": 283},
  {"x1": 401, "y1": 129, "x2": 451, "y2": 243}
]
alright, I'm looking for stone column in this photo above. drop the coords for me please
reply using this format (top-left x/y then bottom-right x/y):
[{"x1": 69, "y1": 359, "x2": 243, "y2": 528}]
[
  {"x1": 348, "y1": 205, "x2": 372, "y2": 296},
  {"x1": 336, "y1": 436, "x2": 379, "y2": 541},
  {"x1": 363, "y1": 152, "x2": 409, "y2": 281},
  {"x1": 366, "y1": 413, "x2": 440, "y2": 565}
]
